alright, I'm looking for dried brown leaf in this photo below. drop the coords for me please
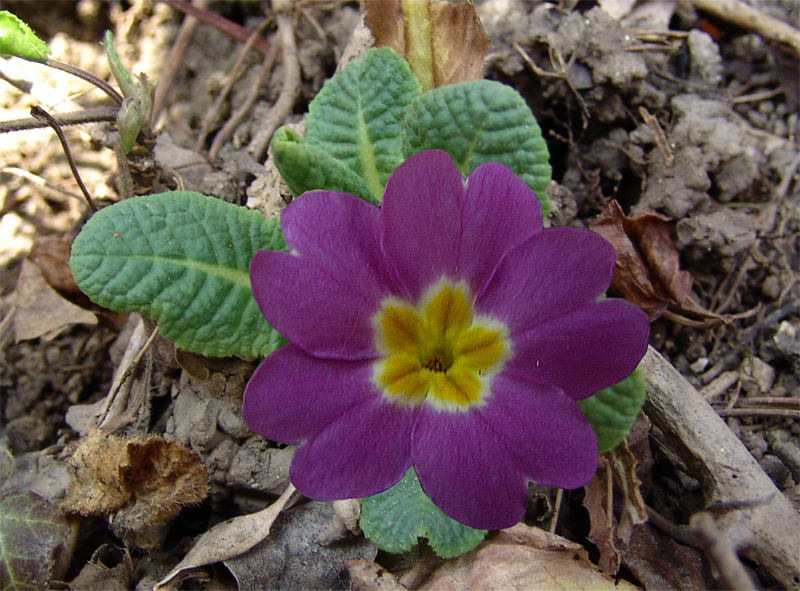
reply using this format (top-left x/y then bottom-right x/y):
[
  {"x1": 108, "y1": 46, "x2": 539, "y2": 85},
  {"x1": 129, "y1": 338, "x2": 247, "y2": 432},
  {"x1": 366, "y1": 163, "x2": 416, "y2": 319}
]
[
  {"x1": 589, "y1": 200, "x2": 692, "y2": 321},
  {"x1": 62, "y1": 432, "x2": 208, "y2": 547}
]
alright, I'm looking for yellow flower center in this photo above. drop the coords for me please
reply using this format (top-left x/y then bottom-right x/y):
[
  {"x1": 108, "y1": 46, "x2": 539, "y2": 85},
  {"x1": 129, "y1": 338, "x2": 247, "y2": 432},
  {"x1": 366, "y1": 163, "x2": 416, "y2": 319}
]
[{"x1": 372, "y1": 279, "x2": 510, "y2": 411}]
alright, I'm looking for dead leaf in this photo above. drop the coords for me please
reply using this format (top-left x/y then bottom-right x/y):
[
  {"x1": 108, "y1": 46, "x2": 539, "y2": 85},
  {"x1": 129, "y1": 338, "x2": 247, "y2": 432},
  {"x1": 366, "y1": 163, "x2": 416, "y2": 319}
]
[
  {"x1": 362, "y1": 0, "x2": 489, "y2": 89},
  {"x1": 154, "y1": 483, "x2": 296, "y2": 591},
  {"x1": 62, "y1": 431, "x2": 208, "y2": 547},
  {"x1": 622, "y1": 524, "x2": 711, "y2": 590},
  {"x1": 418, "y1": 523, "x2": 641, "y2": 591},
  {"x1": 13, "y1": 258, "x2": 97, "y2": 342},
  {"x1": 67, "y1": 544, "x2": 133, "y2": 591},
  {"x1": 589, "y1": 200, "x2": 693, "y2": 321},
  {"x1": 348, "y1": 558, "x2": 409, "y2": 591}
]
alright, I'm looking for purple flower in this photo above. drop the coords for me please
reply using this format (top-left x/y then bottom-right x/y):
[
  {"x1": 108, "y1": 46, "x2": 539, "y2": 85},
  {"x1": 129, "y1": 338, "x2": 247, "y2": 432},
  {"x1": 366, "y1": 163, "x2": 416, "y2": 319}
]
[{"x1": 243, "y1": 150, "x2": 649, "y2": 530}]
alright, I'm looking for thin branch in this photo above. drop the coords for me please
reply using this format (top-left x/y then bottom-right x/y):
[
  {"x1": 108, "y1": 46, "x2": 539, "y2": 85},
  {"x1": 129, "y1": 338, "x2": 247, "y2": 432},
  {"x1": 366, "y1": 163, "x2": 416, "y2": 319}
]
[
  {"x1": 44, "y1": 59, "x2": 123, "y2": 106},
  {"x1": 30, "y1": 106, "x2": 97, "y2": 212},
  {"x1": 0, "y1": 107, "x2": 118, "y2": 134}
]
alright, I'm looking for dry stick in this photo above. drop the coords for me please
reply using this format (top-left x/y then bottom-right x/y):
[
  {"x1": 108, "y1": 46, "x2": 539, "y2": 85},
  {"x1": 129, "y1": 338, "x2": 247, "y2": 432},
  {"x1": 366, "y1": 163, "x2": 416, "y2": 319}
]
[
  {"x1": 30, "y1": 106, "x2": 98, "y2": 212},
  {"x1": 195, "y1": 18, "x2": 273, "y2": 152},
  {"x1": 641, "y1": 345, "x2": 800, "y2": 589},
  {"x1": 715, "y1": 408, "x2": 800, "y2": 420},
  {"x1": 688, "y1": 0, "x2": 800, "y2": 54},
  {"x1": 209, "y1": 41, "x2": 279, "y2": 161},
  {"x1": 0, "y1": 107, "x2": 118, "y2": 134},
  {"x1": 690, "y1": 512, "x2": 758, "y2": 590},
  {"x1": 152, "y1": 0, "x2": 206, "y2": 123},
  {"x1": 247, "y1": 6, "x2": 301, "y2": 162}
]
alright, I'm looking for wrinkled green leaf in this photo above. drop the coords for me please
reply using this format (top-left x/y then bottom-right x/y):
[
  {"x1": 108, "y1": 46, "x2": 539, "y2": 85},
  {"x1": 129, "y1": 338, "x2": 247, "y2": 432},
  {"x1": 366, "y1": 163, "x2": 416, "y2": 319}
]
[
  {"x1": 403, "y1": 79, "x2": 552, "y2": 217},
  {"x1": 304, "y1": 47, "x2": 421, "y2": 201},
  {"x1": 361, "y1": 468, "x2": 486, "y2": 558},
  {"x1": 578, "y1": 367, "x2": 646, "y2": 454},
  {"x1": 0, "y1": 11, "x2": 50, "y2": 62},
  {"x1": 70, "y1": 192, "x2": 286, "y2": 358},
  {"x1": 271, "y1": 126, "x2": 377, "y2": 204},
  {"x1": 0, "y1": 491, "x2": 77, "y2": 591}
]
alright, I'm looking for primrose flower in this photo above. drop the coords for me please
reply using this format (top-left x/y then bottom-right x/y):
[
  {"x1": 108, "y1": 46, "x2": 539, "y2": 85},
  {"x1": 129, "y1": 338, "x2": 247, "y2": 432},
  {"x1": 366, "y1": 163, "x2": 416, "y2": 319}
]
[{"x1": 243, "y1": 150, "x2": 649, "y2": 530}]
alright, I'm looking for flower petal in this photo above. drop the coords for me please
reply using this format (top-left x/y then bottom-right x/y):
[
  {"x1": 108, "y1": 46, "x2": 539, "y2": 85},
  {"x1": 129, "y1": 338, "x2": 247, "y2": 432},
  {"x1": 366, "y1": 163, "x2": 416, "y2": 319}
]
[
  {"x1": 459, "y1": 162, "x2": 543, "y2": 293},
  {"x1": 475, "y1": 227, "x2": 615, "y2": 332},
  {"x1": 381, "y1": 150, "x2": 465, "y2": 300},
  {"x1": 507, "y1": 298, "x2": 650, "y2": 400},
  {"x1": 250, "y1": 191, "x2": 404, "y2": 359},
  {"x1": 480, "y1": 374, "x2": 598, "y2": 489},
  {"x1": 412, "y1": 407, "x2": 528, "y2": 530},
  {"x1": 291, "y1": 396, "x2": 418, "y2": 500},
  {"x1": 242, "y1": 344, "x2": 375, "y2": 444}
]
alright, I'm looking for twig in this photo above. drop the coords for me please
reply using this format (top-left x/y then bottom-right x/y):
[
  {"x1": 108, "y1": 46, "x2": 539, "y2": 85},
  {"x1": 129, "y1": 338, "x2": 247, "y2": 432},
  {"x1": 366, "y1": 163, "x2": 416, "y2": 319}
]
[
  {"x1": 30, "y1": 106, "x2": 97, "y2": 212},
  {"x1": 690, "y1": 512, "x2": 757, "y2": 590},
  {"x1": 715, "y1": 408, "x2": 800, "y2": 420},
  {"x1": 43, "y1": 58, "x2": 123, "y2": 106},
  {"x1": 548, "y1": 488, "x2": 563, "y2": 534},
  {"x1": 161, "y1": 0, "x2": 271, "y2": 55},
  {"x1": 639, "y1": 106, "x2": 673, "y2": 167},
  {"x1": 1, "y1": 166, "x2": 86, "y2": 203},
  {"x1": 0, "y1": 107, "x2": 118, "y2": 134},
  {"x1": 775, "y1": 150, "x2": 800, "y2": 199},
  {"x1": 247, "y1": 3, "x2": 301, "y2": 161},
  {"x1": 196, "y1": 17, "x2": 274, "y2": 152},
  {"x1": 209, "y1": 40, "x2": 279, "y2": 161},
  {"x1": 688, "y1": 0, "x2": 800, "y2": 53},
  {"x1": 645, "y1": 505, "x2": 702, "y2": 549}
]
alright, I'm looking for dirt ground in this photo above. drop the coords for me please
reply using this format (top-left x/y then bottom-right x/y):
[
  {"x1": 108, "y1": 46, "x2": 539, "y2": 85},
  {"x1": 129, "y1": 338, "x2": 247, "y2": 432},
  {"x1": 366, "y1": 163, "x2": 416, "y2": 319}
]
[{"x1": 0, "y1": 1, "x2": 798, "y2": 590}]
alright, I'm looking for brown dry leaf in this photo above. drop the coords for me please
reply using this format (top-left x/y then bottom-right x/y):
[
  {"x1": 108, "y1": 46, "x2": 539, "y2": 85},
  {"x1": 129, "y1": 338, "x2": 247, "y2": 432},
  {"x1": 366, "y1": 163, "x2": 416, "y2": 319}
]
[
  {"x1": 62, "y1": 431, "x2": 208, "y2": 547},
  {"x1": 418, "y1": 523, "x2": 641, "y2": 591},
  {"x1": 348, "y1": 558, "x2": 409, "y2": 591},
  {"x1": 13, "y1": 258, "x2": 97, "y2": 342},
  {"x1": 154, "y1": 483, "x2": 295, "y2": 591},
  {"x1": 362, "y1": 0, "x2": 489, "y2": 89},
  {"x1": 589, "y1": 200, "x2": 694, "y2": 321}
]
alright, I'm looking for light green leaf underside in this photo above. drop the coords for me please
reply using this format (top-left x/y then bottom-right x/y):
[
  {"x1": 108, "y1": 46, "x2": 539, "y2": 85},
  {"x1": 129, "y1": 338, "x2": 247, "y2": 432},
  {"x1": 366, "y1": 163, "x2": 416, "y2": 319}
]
[
  {"x1": 403, "y1": 79, "x2": 552, "y2": 217},
  {"x1": 70, "y1": 191, "x2": 286, "y2": 358},
  {"x1": 0, "y1": 11, "x2": 50, "y2": 62},
  {"x1": 360, "y1": 468, "x2": 486, "y2": 558},
  {"x1": 304, "y1": 47, "x2": 421, "y2": 201},
  {"x1": 271, "y1": 126, "x2": 377, "y2": 204},
  {"x1": 578, "y1": 367, "x2": 646, "y2": 454}
]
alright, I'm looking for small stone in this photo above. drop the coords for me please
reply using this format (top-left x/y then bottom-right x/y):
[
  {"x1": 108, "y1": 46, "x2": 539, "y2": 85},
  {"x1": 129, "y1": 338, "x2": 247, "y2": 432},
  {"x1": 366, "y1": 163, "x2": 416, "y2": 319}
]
[
  {"x1": 749, "y1": 357, "x2": 776, "y2": 393},
  {"x1": 775, "y1": 322, "x2": 800, "y2": 357},
  {"x1": 761, "y1": 275, "x2": 781, "y2": 299},
  {"x1": 690, "y1": 357, "x2": 709, "y2": 373}
]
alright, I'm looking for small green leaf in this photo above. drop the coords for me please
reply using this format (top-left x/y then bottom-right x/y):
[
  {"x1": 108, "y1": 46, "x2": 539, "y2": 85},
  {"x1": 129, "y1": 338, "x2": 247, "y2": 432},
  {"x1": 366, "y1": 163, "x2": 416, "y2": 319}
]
[
  {"x1": 360, "y1": 468, "x2": 486, "y2": 558},
  {"x1": 271, "y1": 126, "x2": 377, "y2": 204},
  {"x1": 305, "y1": 47, "x2": 421, "y2": 201},
  {"x1": 70, "y1": 192, "x2": 286, "y2": 358},
  {"x1": 0, "y1": 11, "x2": 50, "y2": 62},
  {"x1": 578, "y1": 367, "x2": 646, "y2": 454},
  {"x1": 403, "y1": 79, "x2": 552, "y2": 217},
  {"x1": 104, "y1": 30, "x2": 136, "y2": 98},
  {"x1": 0, "y1": 491, "x2": 77, "y2": 591}
]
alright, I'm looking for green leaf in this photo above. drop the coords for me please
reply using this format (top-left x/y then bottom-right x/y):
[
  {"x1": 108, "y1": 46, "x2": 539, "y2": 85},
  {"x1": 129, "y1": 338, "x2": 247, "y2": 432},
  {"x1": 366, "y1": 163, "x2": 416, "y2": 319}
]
[
  {"x1": 70, "y1": 192, "x2": 286, "y2": 358},
  {"x1": 403, "y1": 79, "x2": 552, "y2": 217},
  {"x1": 0, "y1": 11, "x2": 50, "y2": 62},
  {"x1": 360, "y1": 468, "x2": 486, "y2": 558},
  {"x1": 304, "y1": 47, "x2": 421, "y2": 201},
  {"x1": 578, "y1": 367, "x2": 646, "y2": 454},
  {"x1": 0, "y1": 491, "x2": 77, "y2": 591},
  {"x1": 270, "y1": 126, "x2": 377, "y2": 204}
]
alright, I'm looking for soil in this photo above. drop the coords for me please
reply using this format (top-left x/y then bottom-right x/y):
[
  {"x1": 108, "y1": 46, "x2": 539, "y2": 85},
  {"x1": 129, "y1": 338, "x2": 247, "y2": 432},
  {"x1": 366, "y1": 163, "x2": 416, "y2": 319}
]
[{"x1": 0, "y1": 1, "x2": 798, "y2": 590}]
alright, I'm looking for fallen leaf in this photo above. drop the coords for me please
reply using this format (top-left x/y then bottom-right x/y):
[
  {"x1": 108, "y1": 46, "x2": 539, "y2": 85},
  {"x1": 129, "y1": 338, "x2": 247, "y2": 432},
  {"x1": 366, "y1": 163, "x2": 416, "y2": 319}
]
[
  {"x1": 154, "y1": 483, "x2": 296, "y2": 591},
  {"x1": 61, "y1": 431, "x2": 208, "y2": 548},
  {"x1": 13, "y1": 258, "x2": 97, "y2": 342},
  {"x1": 67, "y1": 544, "x2": 133, "y2": 591},
  {"x1": 418, "y1": 523, "x2": 641, "y2": 591},
  {"x1": 589, "y1": 200, "x2": 693, "y2": 321},
  {"x1": 362, "y1": 0, "x2": 489, "y2": 89},
  {"x1": 347, "y1": 558, "x2": 409, "y2": 591}
]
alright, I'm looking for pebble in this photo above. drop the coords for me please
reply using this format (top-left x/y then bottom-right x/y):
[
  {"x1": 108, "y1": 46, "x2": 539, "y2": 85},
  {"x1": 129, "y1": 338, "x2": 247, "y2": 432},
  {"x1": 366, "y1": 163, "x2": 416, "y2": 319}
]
[{"x1": 761, "y1": 275, "x2": 781, "y2": 299}]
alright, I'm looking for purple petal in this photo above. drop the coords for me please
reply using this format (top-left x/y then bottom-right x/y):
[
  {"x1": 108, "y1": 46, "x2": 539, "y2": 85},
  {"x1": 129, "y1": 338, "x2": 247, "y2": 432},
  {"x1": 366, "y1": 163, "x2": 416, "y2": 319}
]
[
  {"x1": 475, "y1": 227, "x2": 616, "y2": 333},
  {"x1": 458, "y1": 162, "x2": 543, "y2": 293},
  {"x1": 480, "y1": 374, "x2": 598, "y2": 489},
  {"x1": 242, "y1": 344, "x2": 376, "y2": 444},
  {"x1": 412, "y1": 407, "x2": 528, "y2": 530},
  {"x1": 380, "y1": 150, "x2": 466, "y2": 300},
  {"x1": 506, "y1": 299, "x2": 650, "y2": 400},
  {"x1": 290, "y1": 396, "x2": 418, "y2": 500},
  {"x1": 250, "y1": 191, "x2": 405, "y2": 359}
]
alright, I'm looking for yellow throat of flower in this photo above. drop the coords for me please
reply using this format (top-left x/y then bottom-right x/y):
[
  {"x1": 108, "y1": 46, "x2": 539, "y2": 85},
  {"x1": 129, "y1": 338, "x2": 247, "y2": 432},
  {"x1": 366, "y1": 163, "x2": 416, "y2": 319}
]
[{"x1": 373, "y1": 279, "x2": 510, "y2": 411}]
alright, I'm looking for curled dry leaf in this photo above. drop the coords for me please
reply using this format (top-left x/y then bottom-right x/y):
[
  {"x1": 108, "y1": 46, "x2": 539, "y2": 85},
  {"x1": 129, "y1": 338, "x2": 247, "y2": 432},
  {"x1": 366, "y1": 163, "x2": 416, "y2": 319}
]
[
  {"x1": 415, "y1": 523, "x2": 641, "y2": 591},
  {"x1": 61, "y1": 431, "x2": 208, "y2": 547},
  {"x1": 362, "y1": 0, "x2": 490, "y2": 89},
  {"x1": 589, "y1": 200, "x2": 718, "y2": 322}
]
